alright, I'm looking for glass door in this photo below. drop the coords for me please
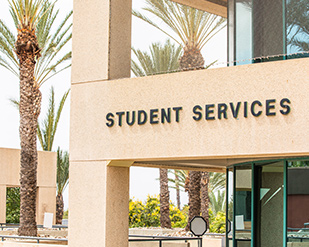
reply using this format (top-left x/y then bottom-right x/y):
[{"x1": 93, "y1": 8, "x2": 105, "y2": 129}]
[{"x1": 254, "y1": 161, "x2": 284, "y2": 247}]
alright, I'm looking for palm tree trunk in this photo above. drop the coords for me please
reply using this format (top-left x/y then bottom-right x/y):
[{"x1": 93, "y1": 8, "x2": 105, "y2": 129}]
[
  {"x1": 160, "y1": 168, "x2": 171, "y2": 228},
  {"x1": 16, "y1": 28, "x2": 41, "y2": 237},
  {"x1": 56, "y1": 193, "x2": 64, "y2": 225},
  {"x1": 175, "y1": 171, "x2": 181, "y2": 209},
  {"x1": 186, "y1": 171, "x2": 201, "y2": 231},
  {"x1": 179, "y1": 46, "x2": 205, "y2": 71},
  {"x1": 201, "y1": 171, "x2": 210, "y2": 225}
]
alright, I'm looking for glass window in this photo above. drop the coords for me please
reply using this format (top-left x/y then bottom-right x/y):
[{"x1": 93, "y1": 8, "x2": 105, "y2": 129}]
[
  {"x1": 255, "y1": 161, "x2": 284, "y2": 247},
  {"x1": 227, "y1": 168, "x2": 234, "y2": 247},
  {"x1": 287, "y1": 161, "x2": 309, "y2": 245},
  {"x1": 235, "y1": 165, "x2": 252, "y2": 247},
  {"x1": 286, "y1": 0, "x2": 309, "y2": 59},
  {"x1": 235, "y1": 0, "x2": 252, "y2": 65}
]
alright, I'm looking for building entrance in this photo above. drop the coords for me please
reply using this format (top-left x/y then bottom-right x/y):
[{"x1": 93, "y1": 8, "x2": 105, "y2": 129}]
[{"x1": 227, "y1": 159, "x2": 309, "y2": 247}]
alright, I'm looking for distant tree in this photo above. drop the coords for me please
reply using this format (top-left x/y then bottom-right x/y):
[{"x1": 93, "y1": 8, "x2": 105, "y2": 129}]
[
  {"x1": 37, "y1": 87, "x2": 70, "y2": 151},
  {"x1": 6, "y1": 187, "x2": 20, "y2": 223},
  {"x1": 209, "y1": 190, "x2": 226, "y2": 215},
  {"x1": 56, "y1": 148, "x2": 69, "y2": 224},
  {"x1": 133, "y1": 0, "x2": 226, "y2": 70}
]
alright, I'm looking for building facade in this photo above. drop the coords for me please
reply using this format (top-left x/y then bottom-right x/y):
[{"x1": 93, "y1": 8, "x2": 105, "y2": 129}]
[
  {"x1": 0, "y1": 148, "x2": 56, "y2": 225},
  {"x1": 69, "y1": 0, "x2": 309, "y2": 246}
]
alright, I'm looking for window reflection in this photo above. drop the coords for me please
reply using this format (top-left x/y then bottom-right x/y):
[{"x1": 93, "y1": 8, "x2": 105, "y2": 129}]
[
  {"x1": 235, "y1": 165, "x2": 252, "y2": 247},
  {"x1": 286, "y1": 0, "x2": 309, "y2": 55}
]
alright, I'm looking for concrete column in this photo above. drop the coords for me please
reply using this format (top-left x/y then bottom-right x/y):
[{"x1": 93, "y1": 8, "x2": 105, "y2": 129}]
[
  {"x1": 36, "y1": 187, "x2": 57, "y2": 225},
  {"x1": 0, "y1": 186, "x2": 6, "y2": 223},
  {"x1": 72, "y1": 0, "x2": 132, "y2": 84},
  {"x1": 69, "y1": 162, "x2": 130, "y2": 247}
]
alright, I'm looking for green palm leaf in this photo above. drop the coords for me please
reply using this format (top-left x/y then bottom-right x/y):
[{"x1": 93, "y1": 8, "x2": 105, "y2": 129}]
[
  {"x1": 37, "y1": 86, "x2": 70, "y2": 151},
  {"x1": 0, "y1": 1, "x2": 72, "y2": 86},
  {"x1": 133, "y1": 0, "x2": 226, "y2": 50},
  {"x1": 132, "y1": 39, "x2": 182, "y2": 76},
  {"x1": 56, "y1": 147, "x2": 69, "y2": 195}
]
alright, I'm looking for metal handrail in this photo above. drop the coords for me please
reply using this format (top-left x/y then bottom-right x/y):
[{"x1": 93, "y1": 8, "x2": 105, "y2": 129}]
[
  {"x1": 0, "y1": 224, "x2": 68, "y2": 230},
  {"x1": 129, "y1": 235, "x2": 203, "y2": 247},
  {"x1": 0, "y1": 235, "x2": 68, "y2": 244}
]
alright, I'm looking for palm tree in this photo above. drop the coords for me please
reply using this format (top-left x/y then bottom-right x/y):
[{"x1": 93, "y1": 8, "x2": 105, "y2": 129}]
[
  {"x1": 209, "y1": 190, "x2": 226, "y2": 215},
  {"x1": 0, "y1": 0, "x2": 71, "y2": 236},
  {"x1": 169, "y1": 170, "x2": 225, "y2": 193},
  {"x1": 159, "y1": 168, "x2": 171, "y2": 228},
  {"x1": 37, "y1": 86, "x2": 70, "y2": 151},
  {"x1": 169, "y1": 170, "x2": 225, "y2": 228},
  {"x1": 10, "y1": 86, "x2": 70, "y2": 225},
  {"x1": 132, "y1": 39, "x2": 182, "y2": 228},
  {"x1": 185, "y1": 171, "x2": 201, "y2": 231},
  {"x1": 132, "y1": 39, "x2": 182, "y2": 76},
  {"x1": 201, "y1": 171, "x2": 210, "y2": 224},
  {"x1": 133, "y1": 0, "x2": 226, "y2": 70},
  {"x1": 56, "y1": 148, "x2": 69, "y2": 225},
  {"x1": 175, "y1": 171, "x2": 181, "y2": 209}
]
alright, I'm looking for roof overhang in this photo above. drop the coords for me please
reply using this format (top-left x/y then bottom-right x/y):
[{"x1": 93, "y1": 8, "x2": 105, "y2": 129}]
[{"x1": 171, "y1": 0, "x2": 227, "y2": 17}]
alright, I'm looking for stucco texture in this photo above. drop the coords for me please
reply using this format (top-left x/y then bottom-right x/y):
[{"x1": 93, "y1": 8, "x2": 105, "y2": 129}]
[{"x1": 70, "y1": 58, "x2": 309, "y2": 166}]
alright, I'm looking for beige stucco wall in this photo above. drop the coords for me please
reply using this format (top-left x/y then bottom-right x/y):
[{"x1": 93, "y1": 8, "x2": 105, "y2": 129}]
[
  {"x1": 171, "y1": 0, "x2": 227, "y2": 17},
  {"x1": 0, "y1": 148, "x2": 57, "y2": 225},
  {"x1": 70, "y1": 58, "x2": 309, "y2": 166},
  {"x1": 69, "y1": 162, "x2": 129, "y2": 247}
]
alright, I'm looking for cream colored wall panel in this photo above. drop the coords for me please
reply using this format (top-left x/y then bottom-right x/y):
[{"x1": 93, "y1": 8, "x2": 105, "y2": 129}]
[
  {"x1": 72, "y1": 0, "x2": 131, "y2": 83},
  {"x1": 37, "y1": 152, "x2": 57, "y2": 187},
  {"x1": 172, "y1": 0, "x2": 227, "y2": 17},
  {"x1": 72, "y1": 0, "x2": 109, "y2": 83},
  {"x1": 0, "y1": 148, "x2": 56, "y2": 187},
  {"x1": 36, "y1": 187, "x2": 57, "y2": 225},
  {"x1": 70, "y1": 59, "x2": 309, "y2": 163},
  {"x1": 69, "y1": 162, "x2": 129, "y2": 247},
  {"x1": 109, "y1": 0, "x2": 132, "y2": 80},
  {"x1": 0, "y1": 186, "x2": 6, "y2": 223},
  {"x1": 0, "y1": 149, "x2": 19, "y2": 186}
]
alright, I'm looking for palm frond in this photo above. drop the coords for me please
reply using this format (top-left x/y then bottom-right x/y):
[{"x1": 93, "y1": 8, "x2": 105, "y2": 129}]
[
  {"x1": 38, "y1": 86, "x2": 70, "y2": 151},
  {"x1": 132, "y1": 39, "x2": 182, "y2": 77},
  {"x1": 133, "y1": 0, "x2": 226, "y2": 50},
  {"x1": 2, "y1": 0, "x2": 72, "y2": 87},
  {"x1": 56, "y1": 147, "x2": 69, "y2": 195}
]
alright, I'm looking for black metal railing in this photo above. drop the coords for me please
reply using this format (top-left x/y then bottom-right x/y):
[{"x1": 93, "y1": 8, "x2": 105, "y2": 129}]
[
  {"x1": 0, "y1": 235, "x2": 68, "y2": 244},
  {"x1": 0, "y1": 223, "x2": 68, "y2": 230},
  {"x1": 129, "y1": 235, "x2": 203, "y2": 247}
]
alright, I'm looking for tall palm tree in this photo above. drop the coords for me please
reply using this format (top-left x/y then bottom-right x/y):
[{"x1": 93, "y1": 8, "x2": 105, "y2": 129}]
[
  {"x1": 169, "y1": 170, "x2": 225, "y2": 193},
  {"x1": 0, "y1": 0, "x2": 72, "y2": 236},
  {"x1": 159, "y1": 168, "x2": 171, "y2": 228},
  {"x1": 10, "y1": 86, "x2": 70, "y2": 225},
  {"x1": 185, "y1": 171, "x2": 201, "y2": 231},
  {"x1": 132, "y1": 39, "x2": 182, "y2": 228},
  {"x1": 133, "y1": 0, "x2": 226, "y2": 70},
  {"x1": 56, "y1": 148, "x2": 69, "y2": 225},
  {"x1": 201, "y1": 171, "x2": 210, "y2": 224}
]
